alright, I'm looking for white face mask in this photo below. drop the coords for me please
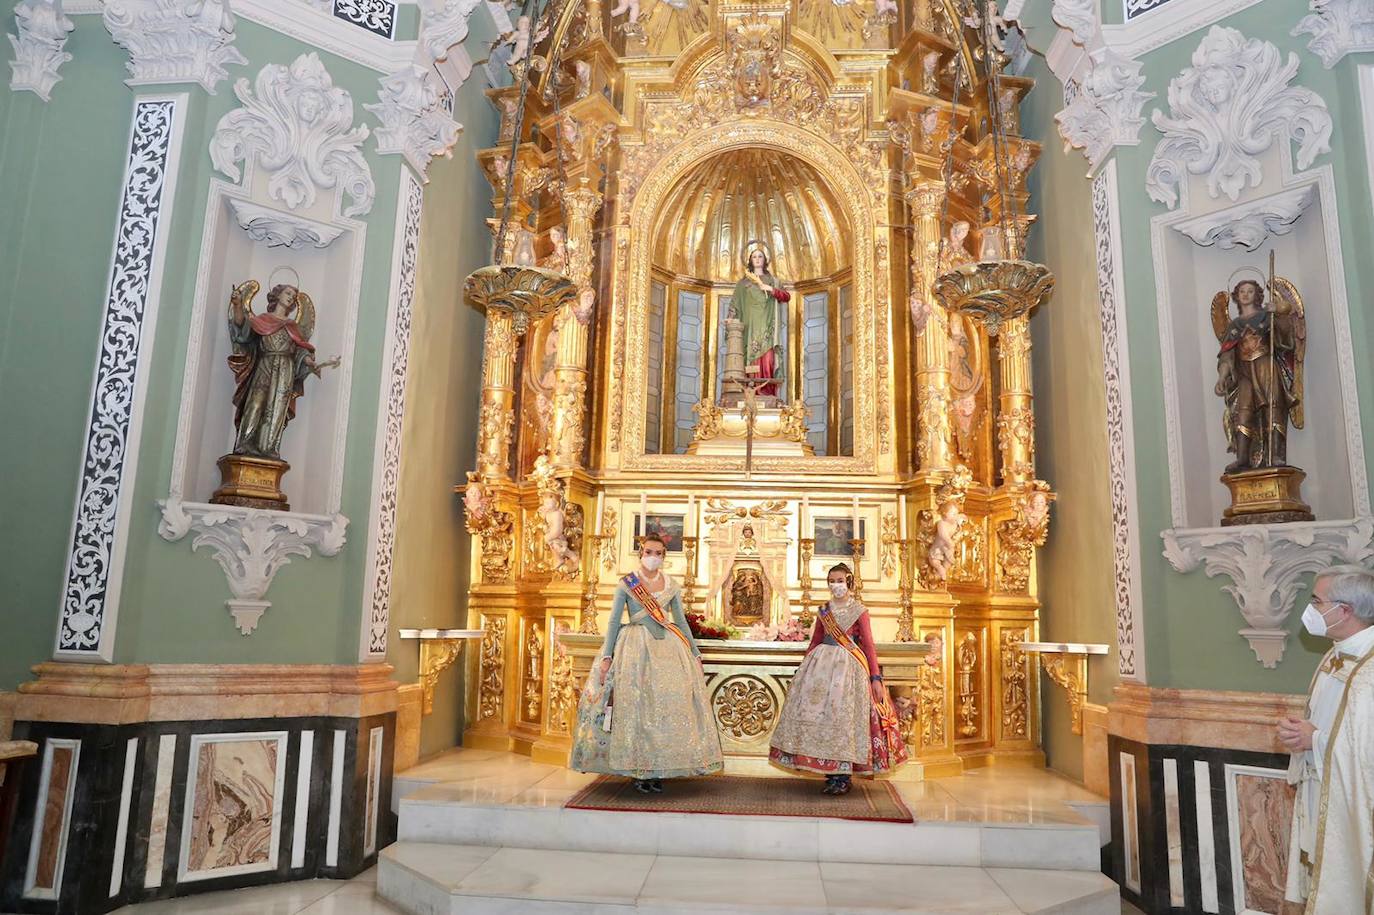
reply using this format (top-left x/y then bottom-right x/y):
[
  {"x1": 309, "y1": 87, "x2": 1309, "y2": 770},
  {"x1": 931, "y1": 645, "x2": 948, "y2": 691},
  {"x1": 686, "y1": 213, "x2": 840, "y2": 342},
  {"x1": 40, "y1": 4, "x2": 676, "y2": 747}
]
[
  {"x1": 1302, "y1": 601, "x2": 1340, "y2": 638},
  {"x1": 641, "y1": 554, "x2": 663, "y2": 572},
  {"x1": 828, "y1": 582, "x2": 849, "y2": 599}
]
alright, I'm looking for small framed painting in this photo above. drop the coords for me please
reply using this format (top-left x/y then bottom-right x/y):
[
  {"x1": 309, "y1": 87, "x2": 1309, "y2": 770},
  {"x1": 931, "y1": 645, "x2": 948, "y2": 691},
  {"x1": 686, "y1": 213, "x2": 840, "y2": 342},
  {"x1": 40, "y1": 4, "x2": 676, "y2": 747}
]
[
  {"x1": 813, "y1": 518, "x2": 865, "y2": 557},
  {"x1": 638, "y1": 513, "x2": 685, "y2": 552}
]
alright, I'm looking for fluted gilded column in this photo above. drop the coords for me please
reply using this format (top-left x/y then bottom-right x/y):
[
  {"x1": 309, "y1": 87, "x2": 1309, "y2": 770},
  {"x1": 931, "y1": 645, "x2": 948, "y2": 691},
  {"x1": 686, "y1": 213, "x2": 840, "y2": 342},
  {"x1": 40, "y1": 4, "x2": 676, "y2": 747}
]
[
  {"x1": 478, "y1": 311, "x2": 518, "y2": 480},
  {"x1": 995, "y1": 314, "x2": 1035, "y2": 486},
  {"x1": 906, "y1": 180, "x2": 954, "y2": 472},
  {"x1": 550, "y1": 182, "x2": 604, "y2": 469}
]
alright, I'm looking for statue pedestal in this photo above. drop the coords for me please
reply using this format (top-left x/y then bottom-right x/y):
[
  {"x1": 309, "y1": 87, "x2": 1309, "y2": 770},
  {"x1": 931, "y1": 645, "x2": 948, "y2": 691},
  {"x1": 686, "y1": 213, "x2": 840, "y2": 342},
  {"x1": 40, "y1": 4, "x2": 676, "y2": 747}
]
[
  {"x1": 210, "y1": 454, "x2": 291, "y2": 511},
  {"x1": 1220, "y1": 466, "x2": 1314, "y2": 526},
  {"x1": 685, "y1": 404, "x2": 814, "y2": 457}
]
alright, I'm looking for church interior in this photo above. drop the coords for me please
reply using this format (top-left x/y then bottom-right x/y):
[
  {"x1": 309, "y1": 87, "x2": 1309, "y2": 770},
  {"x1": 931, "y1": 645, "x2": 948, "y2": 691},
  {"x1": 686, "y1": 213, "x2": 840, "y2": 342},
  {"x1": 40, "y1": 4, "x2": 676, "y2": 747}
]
[{"x1": 1, "y1": 0, "x2": 1372, "y2": 912}]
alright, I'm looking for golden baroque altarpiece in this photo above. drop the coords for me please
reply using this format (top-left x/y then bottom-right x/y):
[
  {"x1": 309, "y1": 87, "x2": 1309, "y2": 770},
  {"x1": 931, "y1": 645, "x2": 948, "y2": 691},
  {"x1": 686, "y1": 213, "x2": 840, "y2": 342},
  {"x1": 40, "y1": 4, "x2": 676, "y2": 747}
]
[{"x1": 459, "y1": 0, "x2": 1053, "y2": 776}]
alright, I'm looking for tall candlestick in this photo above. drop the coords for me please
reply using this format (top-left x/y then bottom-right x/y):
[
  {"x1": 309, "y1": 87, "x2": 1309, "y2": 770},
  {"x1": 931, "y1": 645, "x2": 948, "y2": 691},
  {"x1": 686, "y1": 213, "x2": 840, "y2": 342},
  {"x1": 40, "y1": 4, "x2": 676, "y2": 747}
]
[
  {"x1": 687, "y1": 494, "x2": 696, "y2": 537},
  {"x1": 595, "y1": 491, "x2": 606, "y2": 536},
  {"x1": 640, "y1": 492, "x2": 648, "y2": 536},
  {"x1": 898, "y1": 494, "x2": 907, "y2": 539}
]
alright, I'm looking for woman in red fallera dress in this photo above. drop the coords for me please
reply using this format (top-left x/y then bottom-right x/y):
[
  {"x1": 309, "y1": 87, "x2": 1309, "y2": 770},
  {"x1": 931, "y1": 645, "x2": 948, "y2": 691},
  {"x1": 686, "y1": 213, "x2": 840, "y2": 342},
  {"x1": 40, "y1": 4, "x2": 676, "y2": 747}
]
[{"x1": 769, "y1": 563, "x2": 909, "y2": 794}]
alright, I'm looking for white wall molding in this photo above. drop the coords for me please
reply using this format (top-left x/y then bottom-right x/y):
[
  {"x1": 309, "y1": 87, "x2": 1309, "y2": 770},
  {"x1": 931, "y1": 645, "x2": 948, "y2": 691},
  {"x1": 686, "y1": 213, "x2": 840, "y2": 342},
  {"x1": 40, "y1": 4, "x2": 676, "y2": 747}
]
[
  {"x1": 158, "y1": 500, "x2": 347, "y2": 634},
  {"x1": 1103, "y1": 0, "x2": 1265, "y2": 60},
  {"x1": 1147, "y1": 27, "x2": 1333, "y2": 209},
  {"x1": 1092, "y1": 160, "x2": 1147, "y2": 683},
  {"x1": 102, "y1": 0, "x2": 247, "y2": 93},
  {"x1": 211, "y1": 52, "x2": 376, "y2": 218},
  {"x1": 1163, "y1": 519, "x2": 1374, "y2": 666},
  {"x1": 1293, "y1": 0, "x2": 1374, "y2": 69},
  {"x1": 212, "y1": 0, "x2": 416, "y2": 74},
  {"x1": 1170, "y1": 183, "x2": 1316, "y2": 250},
  {"x1": 8, "y1": 0, "x2": 75, "y2": 101},
  {"x1": 360, "y1": 169, "x2": 423, "y2": 660},
  {"x1": 227, "y1": 197, "x2": 347, "y2": 248},
  {"x1": 56, "y1": 94, "x2": 189, "y2": 661}
]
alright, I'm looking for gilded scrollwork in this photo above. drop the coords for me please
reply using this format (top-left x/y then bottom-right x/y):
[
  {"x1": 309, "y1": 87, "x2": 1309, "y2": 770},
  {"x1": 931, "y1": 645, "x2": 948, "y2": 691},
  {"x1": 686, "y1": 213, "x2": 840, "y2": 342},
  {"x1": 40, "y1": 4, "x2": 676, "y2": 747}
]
[
  {"x1": 692, "y1": 399, "x2": 726, "y2": 441},
  {"x1": 778, "y1": 400, "x2": 809, "y2": 444},
  {"x1": 522, "y1": 622, "x2": 544, "y2": 723},
  {"x1": 996, "y1": 481, "x2": 1052, "y2": 593},
  {"x1": 478, "y1": 616, "x2": 506, "y2": 721},
  {"x1": 880, "y1": 512, "x2": 898, "y2": 579},
  {"x1": 600, "y1": 506, "x2": 619, "y2": 572},
  {"x1": 950, "y1": 518, "x2": 986, "y2": 586},
  {"x1": 548, "y1": 620, "x2": 576, "y2": 734},
  {"x1": 917, "y1": 631, "x2": 946, "y2": 749},
  {"x1": 1000, "y1": 628, "x2": 1030, "y2": 740},
  {"x1": 712, "y1": 675, "x2": 778, "y2": 738},
  {"x1": 956, "y1": 632, "x2": 979, "y2": 738}
]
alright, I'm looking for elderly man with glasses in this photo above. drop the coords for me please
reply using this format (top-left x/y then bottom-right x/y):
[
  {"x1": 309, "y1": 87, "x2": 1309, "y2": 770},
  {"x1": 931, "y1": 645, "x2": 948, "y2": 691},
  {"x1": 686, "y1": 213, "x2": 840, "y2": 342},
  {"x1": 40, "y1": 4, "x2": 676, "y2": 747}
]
[{"x1": 1280, "y1": 564, "x2": 1374, "y2": 914}]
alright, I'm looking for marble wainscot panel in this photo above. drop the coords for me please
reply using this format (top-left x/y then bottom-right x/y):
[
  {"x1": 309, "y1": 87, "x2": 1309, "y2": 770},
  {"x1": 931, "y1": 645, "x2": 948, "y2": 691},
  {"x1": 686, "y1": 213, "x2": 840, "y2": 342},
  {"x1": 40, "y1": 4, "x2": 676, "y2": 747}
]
[
  {"x1": 0, "y1": 664, "x2": 397, "y2": 915},
  {"x1": 1107, "y1": 684, "x2": 1300, "y2": 915}
]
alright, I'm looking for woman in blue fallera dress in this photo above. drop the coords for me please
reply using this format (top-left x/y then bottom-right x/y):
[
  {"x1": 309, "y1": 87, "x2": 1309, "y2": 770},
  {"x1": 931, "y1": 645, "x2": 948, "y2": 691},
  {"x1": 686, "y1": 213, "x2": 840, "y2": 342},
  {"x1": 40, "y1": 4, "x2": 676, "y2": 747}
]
[{"x1": 570, "y1": 534, "x2": 724, "y2": 793}]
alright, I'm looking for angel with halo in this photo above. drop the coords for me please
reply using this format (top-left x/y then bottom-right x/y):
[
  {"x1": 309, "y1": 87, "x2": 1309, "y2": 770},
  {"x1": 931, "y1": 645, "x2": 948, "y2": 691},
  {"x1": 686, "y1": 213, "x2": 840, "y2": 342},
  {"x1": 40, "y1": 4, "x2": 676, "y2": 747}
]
[
  {"x1": 227, "y1": 278, "x2": 338, "y2": 460},
  {"x1": 1211, "y1": 258, "x2": 1306, "y2": 473}
]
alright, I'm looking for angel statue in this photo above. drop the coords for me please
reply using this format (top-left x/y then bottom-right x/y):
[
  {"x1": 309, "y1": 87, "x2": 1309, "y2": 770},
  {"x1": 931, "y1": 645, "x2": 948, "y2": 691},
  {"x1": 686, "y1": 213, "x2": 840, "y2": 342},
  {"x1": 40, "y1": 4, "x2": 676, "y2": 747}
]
[
  {"x1": 1211, "y1": 264, "x2": 1305, "y2": 473},
  {"x1": 227, "y1": 280, "x2": 338, "y2": 460}
]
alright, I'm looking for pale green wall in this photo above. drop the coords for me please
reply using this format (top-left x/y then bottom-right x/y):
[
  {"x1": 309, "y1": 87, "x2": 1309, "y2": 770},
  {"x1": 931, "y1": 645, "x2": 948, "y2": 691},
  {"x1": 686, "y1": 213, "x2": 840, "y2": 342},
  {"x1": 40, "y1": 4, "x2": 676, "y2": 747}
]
[
  {"x1": 0, "y1": 12, "x2": 501, "y2": 685},
  {"x1": 385, "y1": 18, "x2": 501, "y2": 759},
  {"x1": 1114, "y1": 0, "x2": 1374, "y2": 692},
  {"x1": 108, "y1": 20, "x2": 407, "y2": 665},
  {"x1": 0, "y1": 21, "x2": 138, "y2": 690},
  {"x1": 1022, "y1": 54, "x2": 1121, "y2": 780}
]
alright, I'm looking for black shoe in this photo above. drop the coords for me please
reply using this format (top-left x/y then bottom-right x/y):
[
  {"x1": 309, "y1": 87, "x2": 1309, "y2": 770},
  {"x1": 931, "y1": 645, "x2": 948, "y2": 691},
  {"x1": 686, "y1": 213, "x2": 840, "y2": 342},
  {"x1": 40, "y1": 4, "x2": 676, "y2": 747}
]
[
  {"x1": 834, "y1": 776, "x2": 852, "y2": 795},
  {"x1": 822, "y1": 776, "x2": 838, "y2": 795},
  {"x1": 649, "y1": 779, "x2": 664, "y2": 793},
  {"x1": 634, "y1": 779, "x2": 652, "y2": 794}
]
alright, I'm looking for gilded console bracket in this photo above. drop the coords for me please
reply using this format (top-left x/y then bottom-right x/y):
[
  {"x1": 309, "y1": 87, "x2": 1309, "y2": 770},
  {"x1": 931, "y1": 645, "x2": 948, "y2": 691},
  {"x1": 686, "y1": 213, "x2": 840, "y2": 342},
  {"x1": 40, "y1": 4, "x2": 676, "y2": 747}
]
[
  {"x1": 400, "y1": 629, "x2": 483, "y2": 715},
  {"x1": 1018, "y1": 642, "x2": 1108, "y2": 735}
]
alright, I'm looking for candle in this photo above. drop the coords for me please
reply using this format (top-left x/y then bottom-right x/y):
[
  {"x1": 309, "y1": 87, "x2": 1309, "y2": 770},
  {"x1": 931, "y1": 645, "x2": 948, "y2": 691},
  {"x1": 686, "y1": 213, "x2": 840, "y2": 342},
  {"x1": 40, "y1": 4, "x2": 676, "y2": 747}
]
[
  {"x1": 640, "y1": 492, "x2": 648, "y2": 537},
  {"x1": 687, "y1": 494, "x2": 696, "y2": 537},
  {"x1": 851, "y1": 496, "x2": 860, "y2": 533},
  {"x1": 801, "y1": 494, "x2": 810, "y2": 533},
  {"x1": 898, "y1": 494, "x2": 907, "y2": 539},
  {"x1": 595, "y1": 491, "x2": 605, "y2": 536}
]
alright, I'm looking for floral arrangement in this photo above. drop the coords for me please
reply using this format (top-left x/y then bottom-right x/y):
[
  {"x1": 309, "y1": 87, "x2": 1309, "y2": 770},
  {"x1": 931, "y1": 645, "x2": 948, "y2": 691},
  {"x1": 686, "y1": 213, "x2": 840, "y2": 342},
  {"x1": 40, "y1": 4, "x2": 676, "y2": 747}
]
[
  {"x1": 685, "y1": 611, "x2": 735, "y2": 640},
  {"x1": 744, "y1": 617, "x2": 811, "y2": 642}
]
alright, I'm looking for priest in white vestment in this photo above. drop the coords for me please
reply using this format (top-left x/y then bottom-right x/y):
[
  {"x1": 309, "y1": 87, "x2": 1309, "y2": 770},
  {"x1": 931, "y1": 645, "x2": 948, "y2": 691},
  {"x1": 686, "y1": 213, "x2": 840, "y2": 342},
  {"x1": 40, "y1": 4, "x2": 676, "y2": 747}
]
[{"x1": 1281, "y1": 564, "x2": 1374, "y2": 914}]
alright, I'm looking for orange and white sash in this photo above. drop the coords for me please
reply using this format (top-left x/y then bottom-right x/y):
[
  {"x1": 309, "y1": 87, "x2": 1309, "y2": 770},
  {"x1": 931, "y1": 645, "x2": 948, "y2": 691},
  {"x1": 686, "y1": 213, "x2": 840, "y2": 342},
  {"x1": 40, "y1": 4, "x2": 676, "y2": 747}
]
[{"x1": 623, "y1": 572, "x2": 694, "y2": 653}]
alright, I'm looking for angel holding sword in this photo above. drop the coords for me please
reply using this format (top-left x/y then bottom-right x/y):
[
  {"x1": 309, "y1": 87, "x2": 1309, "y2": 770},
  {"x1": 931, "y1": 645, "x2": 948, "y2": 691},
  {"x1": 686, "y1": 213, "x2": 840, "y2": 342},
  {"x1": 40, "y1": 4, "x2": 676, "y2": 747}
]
[{"x1": 227, "y1": 278, "x2": 340, "y2": 459}]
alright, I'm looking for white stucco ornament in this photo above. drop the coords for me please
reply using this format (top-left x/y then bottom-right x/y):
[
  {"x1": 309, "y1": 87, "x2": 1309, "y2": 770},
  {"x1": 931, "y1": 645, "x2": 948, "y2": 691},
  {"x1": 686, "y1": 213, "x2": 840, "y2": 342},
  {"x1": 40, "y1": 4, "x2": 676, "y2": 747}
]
[
  {"x1": 8, "y1": 0, "x2": 75, "y2": 101},
  {"x1": 102, "y1": 0, "x2": 247, "y2": 93},
  {"x1": 1292, "y1": 0, "x2": 1374, "y2": 68},
  {"x1": 1147, "y1": 27, "x2": 1333, "y2": 208},
  {"x1": 210, "y1": 52, "x2": 376, "y2": 217}
]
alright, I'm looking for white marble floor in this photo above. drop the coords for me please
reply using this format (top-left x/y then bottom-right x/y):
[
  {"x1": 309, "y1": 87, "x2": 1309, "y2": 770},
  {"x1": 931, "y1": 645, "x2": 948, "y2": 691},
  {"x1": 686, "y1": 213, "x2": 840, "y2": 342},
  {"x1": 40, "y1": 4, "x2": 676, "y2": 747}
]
[{"x1": 392, "y1": 748, "x2": 1108, "y2": 829}]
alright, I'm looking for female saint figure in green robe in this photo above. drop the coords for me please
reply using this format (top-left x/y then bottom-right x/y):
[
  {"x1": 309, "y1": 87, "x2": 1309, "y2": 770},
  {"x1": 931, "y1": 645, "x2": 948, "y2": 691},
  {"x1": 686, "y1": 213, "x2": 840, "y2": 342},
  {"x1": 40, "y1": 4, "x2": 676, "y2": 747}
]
[{"x1": 728, "y1": 244, "x2": 791, "y2": 398}]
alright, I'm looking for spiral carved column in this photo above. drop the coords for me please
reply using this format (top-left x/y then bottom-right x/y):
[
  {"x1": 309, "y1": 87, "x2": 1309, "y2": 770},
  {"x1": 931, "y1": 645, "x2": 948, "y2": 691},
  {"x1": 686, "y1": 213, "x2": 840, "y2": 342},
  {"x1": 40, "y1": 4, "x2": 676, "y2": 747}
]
[{"x1": 995, "y1": 314, "x2": 1035, "y2": 486}]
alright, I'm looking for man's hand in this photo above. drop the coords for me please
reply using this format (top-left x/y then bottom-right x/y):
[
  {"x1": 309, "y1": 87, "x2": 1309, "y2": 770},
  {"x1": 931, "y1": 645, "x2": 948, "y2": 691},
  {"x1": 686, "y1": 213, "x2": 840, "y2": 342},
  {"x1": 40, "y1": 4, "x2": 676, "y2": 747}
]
[{"x1": 1278, "y1": 717, "x2": 1316, "y2": 752}]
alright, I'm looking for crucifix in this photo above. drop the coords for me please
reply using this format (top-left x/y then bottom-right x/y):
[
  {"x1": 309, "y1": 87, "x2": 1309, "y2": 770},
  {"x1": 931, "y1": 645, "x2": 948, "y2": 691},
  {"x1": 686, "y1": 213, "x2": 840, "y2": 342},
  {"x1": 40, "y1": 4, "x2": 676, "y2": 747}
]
[{"x1": 740, "y1": 367, "x2": 772, "y2": 479}]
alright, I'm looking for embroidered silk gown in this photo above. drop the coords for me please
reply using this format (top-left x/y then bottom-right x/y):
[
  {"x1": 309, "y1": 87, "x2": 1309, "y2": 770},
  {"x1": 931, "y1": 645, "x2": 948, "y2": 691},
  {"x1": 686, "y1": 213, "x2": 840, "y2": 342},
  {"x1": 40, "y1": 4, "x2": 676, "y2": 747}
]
[
  {"x1": 570, "y1": 574, "x2": 724, "y2": 779},
  {"x1": 769, "y1": 597, "x2": 907, "y2": 775}
]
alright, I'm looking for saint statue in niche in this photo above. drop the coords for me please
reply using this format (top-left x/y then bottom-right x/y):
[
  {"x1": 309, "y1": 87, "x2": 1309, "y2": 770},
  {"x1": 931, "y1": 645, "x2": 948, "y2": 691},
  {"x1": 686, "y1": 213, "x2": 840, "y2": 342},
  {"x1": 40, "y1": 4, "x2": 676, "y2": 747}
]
[
  {"x1": 728, "y1": 242, "x2": 791, "y2": 399},
  {"x1": 226, "y1": 279, "x2": 337, "y2": 459},
  {"x1": 1211, "y1": 270, "x2": 1305, "y2": 472}
]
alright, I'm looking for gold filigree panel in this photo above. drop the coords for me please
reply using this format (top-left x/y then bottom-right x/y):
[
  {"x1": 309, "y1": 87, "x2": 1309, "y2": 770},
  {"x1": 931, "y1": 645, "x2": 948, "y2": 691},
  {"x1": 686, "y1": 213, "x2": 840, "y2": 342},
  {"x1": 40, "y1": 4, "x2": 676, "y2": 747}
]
[
  {"x1": 999, "y1": 627, "x2": 1031, "y2": 742},
  {"x1": 478, "y1": 616, "x2": 507, "y2": 722}
]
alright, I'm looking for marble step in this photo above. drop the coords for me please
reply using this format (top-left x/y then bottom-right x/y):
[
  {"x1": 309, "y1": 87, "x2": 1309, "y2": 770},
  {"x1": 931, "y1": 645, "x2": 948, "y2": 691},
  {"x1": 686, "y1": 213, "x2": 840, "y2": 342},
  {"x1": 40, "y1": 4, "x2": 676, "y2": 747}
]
[
  {"x1": 396, "y1": 787, "x2": 1103, "y2": 871},
  {"x1": 378, "y1": 841, "x2": 1121, "y2": 915}
]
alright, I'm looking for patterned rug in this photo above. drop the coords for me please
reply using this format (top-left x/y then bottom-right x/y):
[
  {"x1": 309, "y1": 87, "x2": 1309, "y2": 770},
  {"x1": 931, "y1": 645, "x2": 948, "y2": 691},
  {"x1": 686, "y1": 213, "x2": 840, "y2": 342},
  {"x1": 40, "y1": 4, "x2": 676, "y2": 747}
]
[{"x1": 565, "y1": 774, "x2": 914, "y2": 823}]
